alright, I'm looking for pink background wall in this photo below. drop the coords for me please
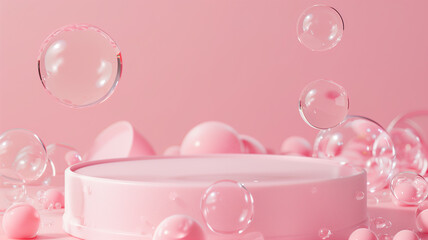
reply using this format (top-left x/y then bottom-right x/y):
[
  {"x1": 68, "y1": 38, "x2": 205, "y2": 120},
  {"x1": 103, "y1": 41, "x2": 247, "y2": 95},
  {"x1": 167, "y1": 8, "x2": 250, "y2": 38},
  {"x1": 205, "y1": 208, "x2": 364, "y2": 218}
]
[{"x1": 0, "y1": 0, "x2": 427, "y2": 155}]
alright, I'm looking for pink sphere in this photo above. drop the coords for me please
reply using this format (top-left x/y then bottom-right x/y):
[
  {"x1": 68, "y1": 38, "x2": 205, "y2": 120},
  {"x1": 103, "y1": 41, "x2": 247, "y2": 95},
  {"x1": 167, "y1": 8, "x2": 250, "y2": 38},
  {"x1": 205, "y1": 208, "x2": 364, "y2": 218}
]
[
  {"x1": 348, "y1": 228, "x2": 378, "y2": 240},
  {"x1": 180, "y1": 121, "x2": 243, "y2": 155},
  {"x1": 153, "y1": 215, "x2": 205, "y2": 240},
  {"x1": 416, "y1": 209, "x2": 428, "y2": 233},
  {"x1": 2, "y1": 203, "x2": 40, "y2": 239},
  {"x1": 393, "y1": 230, "x2": 419, "y2": 240},
  {"x1": 65, "y1": 150, "x2": 82, "y2": 166},
  {"x1": 240, "y1": 135, "x2": 267, "y2": 154},
  {"x1": 280, "y1": 136, "x2": 312, "y2": 156},
  {"x1": 163, "y1": 145, "x2": 181, "y2": 156},
  {"x1": 393, "y1": 182, "x2": 418, "y2": 205},
  {"x1": 42, "y1": 189, "x2": 65, "y2": 209}
]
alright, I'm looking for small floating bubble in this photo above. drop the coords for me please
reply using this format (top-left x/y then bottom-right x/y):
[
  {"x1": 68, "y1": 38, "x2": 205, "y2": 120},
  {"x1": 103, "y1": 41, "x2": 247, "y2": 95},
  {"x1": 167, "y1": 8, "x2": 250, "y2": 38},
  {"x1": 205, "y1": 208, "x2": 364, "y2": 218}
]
[
  {"x1": 201, "y1": 180, "x2": 254, "y2": 234},
  {"x1": 318, "y1": 228, "x2": 332, "y2": 239}
]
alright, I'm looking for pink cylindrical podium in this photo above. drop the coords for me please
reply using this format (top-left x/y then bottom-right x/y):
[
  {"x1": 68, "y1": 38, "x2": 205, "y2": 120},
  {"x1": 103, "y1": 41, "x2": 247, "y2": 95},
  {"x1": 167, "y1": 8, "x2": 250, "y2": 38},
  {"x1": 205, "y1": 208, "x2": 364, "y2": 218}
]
[{"x1": 63, "y1": 155, "x2": 367, "y2": 240}]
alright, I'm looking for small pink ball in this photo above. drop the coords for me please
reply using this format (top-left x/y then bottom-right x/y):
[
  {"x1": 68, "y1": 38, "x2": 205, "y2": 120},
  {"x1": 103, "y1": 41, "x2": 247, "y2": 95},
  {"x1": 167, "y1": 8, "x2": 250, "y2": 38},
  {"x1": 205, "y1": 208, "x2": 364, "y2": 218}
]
[
  {"x1": 348, "y1": 228, "x2": 378, "y2": 240},
  {"x1": 2, "y1": 203, "x2": 40, "y2": 239},
  {"x1": 280, "y1": 136, "x2": 312, "y2": 156},
  {"x1": 43, "y1": 189, "x2": 65, "y2": 209},
  {"x1": 416, "y1": 209, "x2": 428, "y2": 233},
  {"x1": 153, "y1": 215, "x2": 205, "y2": 240},
  {"x1": 393, "y1": 230, "x2": 419, "y2": 240},
  {"x1": 163, "y1": 145, "x2": 180, "y2": 156},
  {"x1": 393, "y1": 182, "x2": 418, "y2": 205},
  {"x1": 240, "y1": 135, "x2": 267, "y2": 154},
  {"x1": 180, "y1": 121, "x2": 243, "y2": 155},
  {"x1": 65, "y1": 150, "x2": 82, "y2": 166}
]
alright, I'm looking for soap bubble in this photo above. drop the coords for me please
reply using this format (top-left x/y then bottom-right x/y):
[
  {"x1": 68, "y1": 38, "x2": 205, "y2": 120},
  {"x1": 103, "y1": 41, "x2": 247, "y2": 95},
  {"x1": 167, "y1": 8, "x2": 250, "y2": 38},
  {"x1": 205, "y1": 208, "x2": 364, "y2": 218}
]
[
  {"x1": 201, "y1": 180, "x2": 254, "y2": 234},
  {"x1": 366, "y1": 157, "x2": 396, "y2": 192},
  {"x1": 0, "y1": 129, "x2": 48, "y2": 183},
  {"x1": 31, "y1": 157, "x2": 65, "y2": 188},
  {"x1": 318, "y1": 228, "x2": 332, "y2": 239},
  {"x1": 297, "y1": 5, "x2": 344, "y2": 51},
  {"x1": 390, "y1": 171, "x2": 428, "y2": 206},
  {"x1": 31, "y1": 158, "x2": 55, "y2": 187},
  {"x1": 299, "y1": 80, "x2": 349, "y2": 129},
  {"x1": 38, "y1": 24, "x2": 122, "y2": 107},
  {"x1": 388, "y1": 128, "x2": 427, "y2": 175},
  {"x1": 355, "y1": 191, "x2": 365, "y2": 201},
  {"x1": 313, "y1": 116, "x2": 396, "y2": 192},
  {"x1": 0, "y1": 180, "x2": 27, "y2": 212}
]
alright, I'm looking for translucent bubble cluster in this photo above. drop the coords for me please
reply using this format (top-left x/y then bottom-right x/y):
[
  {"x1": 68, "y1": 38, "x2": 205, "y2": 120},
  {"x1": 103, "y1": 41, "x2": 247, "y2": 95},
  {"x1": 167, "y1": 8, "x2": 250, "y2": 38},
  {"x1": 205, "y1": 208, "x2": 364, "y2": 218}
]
[
  {"x1": 370, "y1": 217, "x2": 392, "y2": 230},
  {"x1": 0, "y1": 180, "x2": 27, "y2": 212},
  {"x1": 314, "y1": 116, "x2": 396, "y2": 192},
  {"x1": 38, "y1": 24, "x2": 122, "y2": 107},
  {"x1": 390, "y1": 171, "x2": 428, "y2": 206},
  {"x1": 0, "y1": 129, "x2": 48, "y2": 183},
  {"x1": 299, "y1": 80, "x2": 349, "y2": 129},
  {"x1": 201, "y1": 180, "x2": 254, "y2": 234},
  {"x1": 297, "y1": 5, "x2": 344, "y2": 51}
]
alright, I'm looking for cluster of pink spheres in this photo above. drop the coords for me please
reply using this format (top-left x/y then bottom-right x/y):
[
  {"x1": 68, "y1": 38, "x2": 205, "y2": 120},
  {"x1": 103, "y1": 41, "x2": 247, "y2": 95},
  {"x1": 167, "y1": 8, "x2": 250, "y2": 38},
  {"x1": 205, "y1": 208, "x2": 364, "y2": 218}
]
[{"x1": 349, "y1": 228, "x2": 419, "y2": 240}]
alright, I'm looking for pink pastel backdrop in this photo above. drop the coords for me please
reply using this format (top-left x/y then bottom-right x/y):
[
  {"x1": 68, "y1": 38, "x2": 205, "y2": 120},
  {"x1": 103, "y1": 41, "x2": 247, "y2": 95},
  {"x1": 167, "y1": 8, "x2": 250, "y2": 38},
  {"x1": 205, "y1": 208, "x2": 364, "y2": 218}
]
[{"x1": 0, "y1": 0, "x2": 427, "y2": 155}]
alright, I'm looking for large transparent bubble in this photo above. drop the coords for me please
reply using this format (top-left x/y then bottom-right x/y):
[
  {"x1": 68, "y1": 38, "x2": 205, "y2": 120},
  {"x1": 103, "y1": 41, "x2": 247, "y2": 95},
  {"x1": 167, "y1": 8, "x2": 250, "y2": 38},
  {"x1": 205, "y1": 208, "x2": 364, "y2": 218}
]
[
  {"x1": 0, "y1": 129, "x2": 48, "y2": 183},
  {"x1": 201, "y1": 180, "x2": 254, "y2": 234},
  {"x1": 314, "y1": 116, "x2": 396, "y2": 192},
  {"x1": 38, "y1": 24, "x2": 122, "y2": 107}
]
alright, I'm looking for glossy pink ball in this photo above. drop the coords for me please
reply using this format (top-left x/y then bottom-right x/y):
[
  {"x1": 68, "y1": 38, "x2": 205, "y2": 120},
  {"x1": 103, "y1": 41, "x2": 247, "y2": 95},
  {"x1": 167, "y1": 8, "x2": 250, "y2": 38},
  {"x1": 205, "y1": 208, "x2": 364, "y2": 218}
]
[
  {"x1": 163, "y1": 145, "x2": 180, "y2": 156},
  {"x1": 153, "y1": 215, "x2": 205, "y2": 240},
  {"x1": 393, "y1": 230, "x2": 419, "y2": 240},
  {"x1": 42, "y1": 189, "x2": 65, "y2": 209},
  {"x1": 392, "y1": 181, "x2": 418, "y2": 205},
  {"x1": 348, "y1": 228, "x2": 378, "y2": 240},
  {"x1": 240, "y1": 135, "x2": 266, "y2": 154},
  {"x1": 180, "y1": 121, "x2": 243, "y2": 155},
  {"x1": 2, "y1": 203, "x2": 40, "y2": 239},
  {"x1": 416, "y1": 209, "x2": 428, "y2": 233},
  {"x1": 390, "y1": 172, "x2": 428, "y2": 206},
  {"x1": 280, "y1": 136, "x2": 312, "y2": 156}
]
